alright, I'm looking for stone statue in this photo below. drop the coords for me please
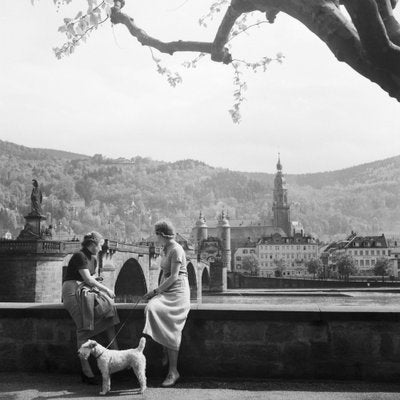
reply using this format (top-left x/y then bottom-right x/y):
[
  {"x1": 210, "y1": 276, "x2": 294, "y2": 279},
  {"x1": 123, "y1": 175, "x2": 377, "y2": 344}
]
[{"x1": 30, "y1": 179, "x2": 43, "y2": 215}]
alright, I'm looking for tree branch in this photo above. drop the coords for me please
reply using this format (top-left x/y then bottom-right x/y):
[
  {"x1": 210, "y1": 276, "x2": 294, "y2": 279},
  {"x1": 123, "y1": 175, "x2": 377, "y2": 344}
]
[
  {"x1": 375, "y1": 0, "x2": 400, "y2": 45},
  {"x1": 341, "y1": 0, "x2": 400, "y2": 100},
  {"x1": 211, "y1": 1, "x2": 250, "y2": 63},
  {"x1": 342, "y1": 0, "x2": 400, "y2": 65},
  {"x1": 249, "y1": 0, "x2": 400, "y2": 100},
  {"x1": 109, "y1": 0, "x2": 400, "y2": 102},
  {"x1": 110, "y1": 9, "x2": 213, "y2": 56}
]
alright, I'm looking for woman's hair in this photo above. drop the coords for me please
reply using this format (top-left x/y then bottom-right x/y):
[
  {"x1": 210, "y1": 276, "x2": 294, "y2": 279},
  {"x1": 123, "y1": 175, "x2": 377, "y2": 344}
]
[
  {"x1": 82, "y1": 231, "x2": 103, "y2": 248},
  {"x1": 154, "y1": 220, "x2": 175, "y2": 239}
]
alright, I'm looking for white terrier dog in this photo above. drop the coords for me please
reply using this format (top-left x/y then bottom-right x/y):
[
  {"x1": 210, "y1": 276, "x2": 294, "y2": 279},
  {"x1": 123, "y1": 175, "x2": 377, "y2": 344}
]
[{"x1": 78, "y1": 337, "x2": 147, "y2": 395}]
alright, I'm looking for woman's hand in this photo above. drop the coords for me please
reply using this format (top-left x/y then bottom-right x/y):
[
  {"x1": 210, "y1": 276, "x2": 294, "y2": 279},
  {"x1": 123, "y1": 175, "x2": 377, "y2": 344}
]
[
  {"x1": 143, "y1": 289, "x2": 157, "y2": 300},
  {"x1": 106, "y1": 288, "x2": 116, "y2": 299}
]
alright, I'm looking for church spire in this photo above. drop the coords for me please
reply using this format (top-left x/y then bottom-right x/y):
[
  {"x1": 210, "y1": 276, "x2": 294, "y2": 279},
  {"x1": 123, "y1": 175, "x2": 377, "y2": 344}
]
[
  {"x1": 272, "y1": 154, "x2": 291, "y2": 236},
  {"x1": 277, "y1": 153, "x2": 282, "y2": 171}
]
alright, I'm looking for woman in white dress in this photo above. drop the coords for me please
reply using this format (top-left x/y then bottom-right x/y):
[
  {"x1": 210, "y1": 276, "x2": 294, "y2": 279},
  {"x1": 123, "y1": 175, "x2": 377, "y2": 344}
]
[{"x1": 143, "y1": 220, "x2": 190, "y2": 387}]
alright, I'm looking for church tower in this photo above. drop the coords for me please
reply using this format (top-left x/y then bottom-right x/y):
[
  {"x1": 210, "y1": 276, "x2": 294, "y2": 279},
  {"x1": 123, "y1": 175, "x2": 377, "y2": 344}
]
[{"x1": 272, "y1": 154, "x2": 291, "y2": 236}]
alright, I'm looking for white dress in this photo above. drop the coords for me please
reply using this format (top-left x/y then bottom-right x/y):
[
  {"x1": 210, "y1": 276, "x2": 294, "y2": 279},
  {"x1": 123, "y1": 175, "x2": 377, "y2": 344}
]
[{"x1": 143, "y1": 241, "x2": 190, "y2": 351}]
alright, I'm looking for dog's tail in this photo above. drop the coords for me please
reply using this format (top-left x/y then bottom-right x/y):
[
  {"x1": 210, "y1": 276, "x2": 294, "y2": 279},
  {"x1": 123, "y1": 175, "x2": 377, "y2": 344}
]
[{"x1": 138, "y1": 337, "x2": 146, "y2": 352}]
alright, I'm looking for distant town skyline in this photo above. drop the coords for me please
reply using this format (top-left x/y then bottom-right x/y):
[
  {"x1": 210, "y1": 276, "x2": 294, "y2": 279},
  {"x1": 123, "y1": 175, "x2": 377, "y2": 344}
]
[{"x1": 1, "y1": 1, "x2": 400, "y2": 174}]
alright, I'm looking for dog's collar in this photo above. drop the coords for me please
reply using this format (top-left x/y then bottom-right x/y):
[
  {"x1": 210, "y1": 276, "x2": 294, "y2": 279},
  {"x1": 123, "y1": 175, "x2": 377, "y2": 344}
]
[{"x1": 92, "y1": 343, "x2": 104, "y2": 360}]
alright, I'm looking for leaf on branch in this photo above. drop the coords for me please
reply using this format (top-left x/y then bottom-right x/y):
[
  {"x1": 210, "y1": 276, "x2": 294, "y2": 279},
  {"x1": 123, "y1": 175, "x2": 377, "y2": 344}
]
[
  {"x1": 54, "y1": 1, "x2": 111, "y2": 59},
  {"x1": 182, "y1": 53, "x2": 206, "y2": 69},
  {"x1": 149, "y1": 49, "x2": 183, "y2": 88},
  {"x1": 199, "y1": 0, "x2": 229, "y2": 27}
]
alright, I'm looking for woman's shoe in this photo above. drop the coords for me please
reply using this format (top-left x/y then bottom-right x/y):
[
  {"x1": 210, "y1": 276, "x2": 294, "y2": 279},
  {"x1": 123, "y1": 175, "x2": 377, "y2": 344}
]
[
  {"x1": 80, "y1": 371, "x2": 98, "y2": 385},
  {"x1": 161, "y1": 372, "x2": 180, "y2": 387}
]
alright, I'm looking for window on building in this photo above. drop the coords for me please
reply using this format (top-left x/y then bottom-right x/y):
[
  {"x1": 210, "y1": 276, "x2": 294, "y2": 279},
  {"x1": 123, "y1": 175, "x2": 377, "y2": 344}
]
[
  {"x1": 382, "y1": 250, "x2": 386, "y2": 255},
  {"x1": 355, "y1": 260, "x2": 359, "y2": 266},
  {"x1": 365, "y1": 250, "x2": 369, "y2": 256},
  {"x1": 237, "y1": 264, "x2": 242, "y2": 269},
  {"x1": 250, "y1": 249, "x2": 255, "y2": 254},
  {"x1": 360, "y1": 260, "x2": 364, "y2": 266},
  {"x1": 366, "y1": 259, "x2": 370, "y2": 266},
  {"x1": 236, "y1": 256, "x2": 241, "y2": 261},
  {"x1": 243, "y1": 250, "x2": 248, "y2": 254},
  {"x1": 377, "y1": 250, "x2": 380, "y2": 255},
  {"x1": 360, "y1": 250, "x2": 363, "y2": 256},
  {"x1": 371, "y1": 250, "x2": 375, "y2": 256},
  {"x1": 371, "y1": 259, "x2": 375, "y2": 265}
]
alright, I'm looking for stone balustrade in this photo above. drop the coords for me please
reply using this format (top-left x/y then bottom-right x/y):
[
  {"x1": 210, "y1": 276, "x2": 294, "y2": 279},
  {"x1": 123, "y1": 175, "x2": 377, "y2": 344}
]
[{"x1": 0, "y1": 240, "x2": 81, "y2": 255}]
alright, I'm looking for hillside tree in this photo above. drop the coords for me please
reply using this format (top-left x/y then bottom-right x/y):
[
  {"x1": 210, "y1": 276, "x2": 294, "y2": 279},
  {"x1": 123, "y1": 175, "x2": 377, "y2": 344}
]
[
  {"x1": 336, "y1": 253, "x2": 358, "y2": 280},
  {"x1": 242, "y1": 254, "x2": 260, "y2": 275},
  {"x1": 306, "y1": 258, "x2": 323, "y2": 279},
  {"x1": 373, "y1": 257, "x2": 390, "y2": 281},
  {"x1": 273, "y1": 258, "x2": 285, "y2": 277}
]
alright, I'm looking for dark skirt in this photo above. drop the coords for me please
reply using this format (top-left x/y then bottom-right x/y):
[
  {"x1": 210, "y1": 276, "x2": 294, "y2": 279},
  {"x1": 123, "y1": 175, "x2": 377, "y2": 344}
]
[{"x1": 62, "y1": 280, "x2": 119, "y2": 348}]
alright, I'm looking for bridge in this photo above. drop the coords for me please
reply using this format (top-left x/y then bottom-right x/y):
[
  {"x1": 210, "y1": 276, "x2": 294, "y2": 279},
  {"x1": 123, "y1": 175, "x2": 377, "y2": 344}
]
[{"x1": 0, "y1": 238, "x2": 213, "y2": 303}]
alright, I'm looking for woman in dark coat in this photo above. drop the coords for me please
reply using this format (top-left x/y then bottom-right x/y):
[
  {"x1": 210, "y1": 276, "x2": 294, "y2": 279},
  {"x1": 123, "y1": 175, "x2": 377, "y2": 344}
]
[{"x1": 62, "y1": 231, "x2": 119, "y2": 383}]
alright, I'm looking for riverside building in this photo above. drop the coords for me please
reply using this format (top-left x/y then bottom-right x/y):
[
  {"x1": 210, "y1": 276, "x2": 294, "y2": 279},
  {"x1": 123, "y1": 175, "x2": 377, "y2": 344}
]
[{"x1": 323, "y1": 232, "x2": 396, "y2": 276}]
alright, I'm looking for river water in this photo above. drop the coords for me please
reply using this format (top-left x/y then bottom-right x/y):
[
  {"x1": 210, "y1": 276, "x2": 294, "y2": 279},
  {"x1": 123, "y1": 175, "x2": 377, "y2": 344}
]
[{"x1": 198, "y1": 290, "x2": 400, "y2": 308}]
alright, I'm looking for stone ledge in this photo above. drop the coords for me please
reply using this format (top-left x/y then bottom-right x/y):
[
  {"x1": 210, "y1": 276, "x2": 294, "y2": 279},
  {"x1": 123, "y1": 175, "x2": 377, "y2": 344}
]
[
  {"x1": 0, "y1": 302, "x2": 399, "y2": 322},
  {"x1": 1, "y1": 302, "x2": 400, "y2": 380}
]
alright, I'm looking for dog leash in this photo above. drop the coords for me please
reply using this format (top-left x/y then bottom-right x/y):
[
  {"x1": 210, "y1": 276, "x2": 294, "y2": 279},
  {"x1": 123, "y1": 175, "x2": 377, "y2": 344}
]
[{"x1": 94, "y1": 295, "x2": 144, "y2": 360}]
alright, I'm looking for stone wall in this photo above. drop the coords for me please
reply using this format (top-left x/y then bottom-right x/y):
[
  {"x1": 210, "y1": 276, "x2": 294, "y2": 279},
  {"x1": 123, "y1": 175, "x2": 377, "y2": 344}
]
[
  {"x1": 1, "y1": 303, "x2": 400, "y2": 381},
  {"x1": 0, "y1": 256, "x2": 65, "y2": 302},
  {"x1": 235, "y1": 275, "x2": 400, "y2": 289}
]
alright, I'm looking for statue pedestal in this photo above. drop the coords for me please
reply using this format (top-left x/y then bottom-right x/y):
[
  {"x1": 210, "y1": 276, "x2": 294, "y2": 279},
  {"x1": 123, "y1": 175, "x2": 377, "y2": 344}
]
[{"x1": 17, "y1": 213, "x2": 47, "y2": 240}]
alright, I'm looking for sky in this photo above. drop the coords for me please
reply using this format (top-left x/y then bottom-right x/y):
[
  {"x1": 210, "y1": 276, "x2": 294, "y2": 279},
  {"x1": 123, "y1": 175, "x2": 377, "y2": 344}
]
[{"x1": 1, "y1": 0, "x2": 400, "y2": 174}]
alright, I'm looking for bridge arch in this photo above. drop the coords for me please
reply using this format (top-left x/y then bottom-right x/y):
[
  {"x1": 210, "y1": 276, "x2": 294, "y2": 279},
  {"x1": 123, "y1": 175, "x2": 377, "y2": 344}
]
[
  {"x1": 115, "y1": 258, "x2": 147, "y2": 303},
  {"x1": 187, "y1": 262, "x2": 197, "y2": 299}
]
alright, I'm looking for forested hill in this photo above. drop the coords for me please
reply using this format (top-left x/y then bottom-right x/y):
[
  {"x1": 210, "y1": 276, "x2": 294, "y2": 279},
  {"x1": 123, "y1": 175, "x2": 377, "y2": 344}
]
[{"x1": 0, "y1": 139, "x2": 399, "y2": 242}]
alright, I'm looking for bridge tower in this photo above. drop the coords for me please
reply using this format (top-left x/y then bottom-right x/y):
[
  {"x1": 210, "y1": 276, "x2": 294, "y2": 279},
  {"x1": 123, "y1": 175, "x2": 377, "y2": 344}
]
[
  {"x1": 195, "y1": 212, "x2": 208, "y2": 251},
  {"x1": 218, "y1": 211, "x2": 231, "y2": 273},
  {"x1": 208, "y1": 210, "x2": 230, "y2": 292}
]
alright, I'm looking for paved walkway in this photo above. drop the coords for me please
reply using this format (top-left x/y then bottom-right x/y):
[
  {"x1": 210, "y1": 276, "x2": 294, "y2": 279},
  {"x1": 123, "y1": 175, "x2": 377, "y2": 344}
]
[{"x1": 1, "y1": 373, "x2": 400, "y2": 400}]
